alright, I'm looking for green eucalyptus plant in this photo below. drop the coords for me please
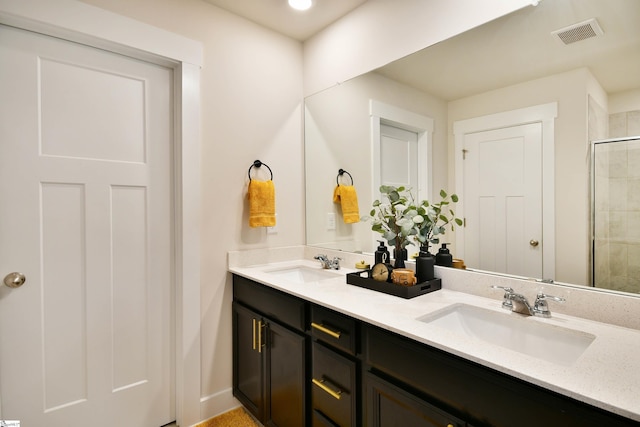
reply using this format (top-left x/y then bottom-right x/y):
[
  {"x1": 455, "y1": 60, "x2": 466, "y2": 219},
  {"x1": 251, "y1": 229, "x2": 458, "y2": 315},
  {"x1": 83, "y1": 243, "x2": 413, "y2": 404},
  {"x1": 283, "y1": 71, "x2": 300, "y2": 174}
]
[
  {"x1": 412, "y1": 189, "x2": 464, "y2": 250},
  {"x1": 366, "y1": 185, "x2": 417, "y2": 250},
  {"x1": 365, "y1": 185, "x2": 463, "y2": 253}
]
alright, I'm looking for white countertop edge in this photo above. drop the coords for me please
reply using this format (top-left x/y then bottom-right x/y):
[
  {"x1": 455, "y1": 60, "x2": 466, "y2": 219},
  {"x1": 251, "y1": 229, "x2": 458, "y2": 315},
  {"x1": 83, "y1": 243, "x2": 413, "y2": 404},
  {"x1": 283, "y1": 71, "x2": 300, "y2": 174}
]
[{"x1": 228, "y1": 257, "x2": 640, "y2": 422}]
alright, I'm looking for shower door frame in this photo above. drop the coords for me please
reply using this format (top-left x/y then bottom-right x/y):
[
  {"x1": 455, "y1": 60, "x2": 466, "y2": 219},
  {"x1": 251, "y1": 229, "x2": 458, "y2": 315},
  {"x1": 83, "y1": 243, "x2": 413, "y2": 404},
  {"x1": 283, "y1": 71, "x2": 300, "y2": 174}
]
[{"x1": 590, "y1": 135, "x2": 640, "y2": 290}]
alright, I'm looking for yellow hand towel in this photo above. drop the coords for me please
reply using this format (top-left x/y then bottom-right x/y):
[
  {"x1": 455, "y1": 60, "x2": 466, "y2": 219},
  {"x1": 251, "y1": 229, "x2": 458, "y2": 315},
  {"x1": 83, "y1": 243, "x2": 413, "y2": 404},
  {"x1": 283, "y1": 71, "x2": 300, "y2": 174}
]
[
  {"x1": 248, "y1": 180, "x2": 276, "y2": 227},
  {"x1": 333, "y1": 184, "x2": 360, "y2": 224}
]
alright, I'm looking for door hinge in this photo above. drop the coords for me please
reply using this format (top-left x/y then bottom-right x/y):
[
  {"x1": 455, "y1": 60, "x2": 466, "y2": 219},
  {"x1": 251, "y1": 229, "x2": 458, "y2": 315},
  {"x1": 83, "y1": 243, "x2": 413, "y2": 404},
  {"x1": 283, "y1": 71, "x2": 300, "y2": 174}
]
[{"x1": 462, "y1": 149, "x2": 469, "y2": 160}]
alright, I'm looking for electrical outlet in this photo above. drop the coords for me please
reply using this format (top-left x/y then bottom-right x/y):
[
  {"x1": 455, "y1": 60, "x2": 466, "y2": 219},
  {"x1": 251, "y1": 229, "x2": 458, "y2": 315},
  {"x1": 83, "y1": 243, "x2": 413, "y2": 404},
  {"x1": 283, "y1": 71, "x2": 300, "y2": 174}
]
[
  {"x1": 267, "y1": 214, "x2": 278, "y2": 234},
  {"x1": 327, "y1": 213, "x2": 336, "y2": 230}
]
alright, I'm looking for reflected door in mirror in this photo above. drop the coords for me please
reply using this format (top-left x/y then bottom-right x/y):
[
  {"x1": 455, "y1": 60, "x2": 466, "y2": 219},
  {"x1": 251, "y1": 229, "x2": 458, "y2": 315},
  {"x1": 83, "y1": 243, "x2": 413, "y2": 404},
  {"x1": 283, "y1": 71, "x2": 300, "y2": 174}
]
[
  {"x1": 380, "y1": 124, "x2": 419, "y2": 189},
  {"x1": 463, "y1": 123, "x2": 543, "y2": 278}
]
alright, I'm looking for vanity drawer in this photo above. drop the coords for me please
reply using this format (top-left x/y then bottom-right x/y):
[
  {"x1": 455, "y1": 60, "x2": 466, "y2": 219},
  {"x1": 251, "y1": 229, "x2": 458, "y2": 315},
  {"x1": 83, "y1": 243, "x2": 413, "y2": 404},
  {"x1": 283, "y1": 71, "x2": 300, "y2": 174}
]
[
  {"x1": 311, "y1": 305, "x2": 358, "y2": 355},
  {"x1": 312, "y1": 342, "x2": 357, "y2": 427},
  {"x1": 233, "y1": 275, "x2": 306, "y2": 332}
]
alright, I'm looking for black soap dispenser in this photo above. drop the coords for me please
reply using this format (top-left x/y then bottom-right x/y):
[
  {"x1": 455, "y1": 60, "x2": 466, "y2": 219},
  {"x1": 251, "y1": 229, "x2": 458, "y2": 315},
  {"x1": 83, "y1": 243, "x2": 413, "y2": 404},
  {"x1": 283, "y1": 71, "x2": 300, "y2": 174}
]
[
  {"x1": 435, "y1": 243, "x2": 453, "y2": 267},
  {"x1": 374, "y1": 240, "x2": 390, "y2": 265},
  {"x1": 415, "y1": 245, "x2": 435, "y2": 283}
]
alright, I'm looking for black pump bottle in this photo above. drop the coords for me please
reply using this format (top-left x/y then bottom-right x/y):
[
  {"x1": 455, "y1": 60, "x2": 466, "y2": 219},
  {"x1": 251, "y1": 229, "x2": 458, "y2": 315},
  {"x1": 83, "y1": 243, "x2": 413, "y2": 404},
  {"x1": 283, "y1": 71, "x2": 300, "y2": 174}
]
[
  {"x1": 374, "y1": 240, "x2": 390, "y2": 265},
  {"x1": 435, "y1": 243, "x2": 453, "y2": 267}
]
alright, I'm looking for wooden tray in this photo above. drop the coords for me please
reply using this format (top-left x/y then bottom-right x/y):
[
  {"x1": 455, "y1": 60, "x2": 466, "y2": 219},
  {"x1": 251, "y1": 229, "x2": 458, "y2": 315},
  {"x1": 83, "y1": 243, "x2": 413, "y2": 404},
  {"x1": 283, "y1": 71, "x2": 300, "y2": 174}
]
[{"x1": 346, "y1": 271, "x2": 441, "y2": 299}]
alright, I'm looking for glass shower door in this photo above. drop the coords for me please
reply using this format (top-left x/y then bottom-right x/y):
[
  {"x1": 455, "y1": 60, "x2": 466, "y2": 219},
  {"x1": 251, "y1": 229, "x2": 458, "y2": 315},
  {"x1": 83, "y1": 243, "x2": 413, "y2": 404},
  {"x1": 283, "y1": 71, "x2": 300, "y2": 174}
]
[{"x1": 592, "y1": 136, "x2": 640, "y2": 293}]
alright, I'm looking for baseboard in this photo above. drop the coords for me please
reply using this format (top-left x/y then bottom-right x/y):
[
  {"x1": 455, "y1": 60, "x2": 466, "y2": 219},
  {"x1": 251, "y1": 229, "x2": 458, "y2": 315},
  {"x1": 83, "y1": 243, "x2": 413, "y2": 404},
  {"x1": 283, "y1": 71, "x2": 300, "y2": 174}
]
[{"x1": 198, "y1": 387, "x2": 242, "y2": 423}]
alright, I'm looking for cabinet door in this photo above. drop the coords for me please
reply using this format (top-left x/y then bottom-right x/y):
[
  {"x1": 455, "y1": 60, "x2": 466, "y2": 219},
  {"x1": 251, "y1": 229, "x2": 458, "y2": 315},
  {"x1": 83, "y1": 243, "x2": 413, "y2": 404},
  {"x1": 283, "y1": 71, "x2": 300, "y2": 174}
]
[
  {"x1": 233, "y1": 302, "x2": 265, "y2": 420},
  {"x1": 365, "y1": 372, "x2": 465, "y2": 427},
  {"x1": 266, "y1": 321, "x2": 307, "y2": 427}
]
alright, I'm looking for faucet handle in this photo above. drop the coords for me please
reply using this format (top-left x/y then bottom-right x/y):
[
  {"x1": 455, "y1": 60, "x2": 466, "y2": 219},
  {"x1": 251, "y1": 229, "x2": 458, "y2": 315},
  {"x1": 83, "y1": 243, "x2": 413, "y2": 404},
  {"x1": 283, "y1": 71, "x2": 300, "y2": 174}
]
[
  {"x1": 491, "y1": 285, "x2": 514, "y2": 310},
  {"x1": 533, "y1": 292, "x2": 565, "y2": 318}
]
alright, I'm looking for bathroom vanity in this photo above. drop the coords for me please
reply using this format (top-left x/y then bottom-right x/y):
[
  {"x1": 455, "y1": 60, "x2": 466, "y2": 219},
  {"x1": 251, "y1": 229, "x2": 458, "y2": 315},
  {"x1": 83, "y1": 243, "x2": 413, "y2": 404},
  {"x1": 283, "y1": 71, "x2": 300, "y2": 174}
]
[{"x1": 229, "y1": 253, "x2": 640, "y2": 427}]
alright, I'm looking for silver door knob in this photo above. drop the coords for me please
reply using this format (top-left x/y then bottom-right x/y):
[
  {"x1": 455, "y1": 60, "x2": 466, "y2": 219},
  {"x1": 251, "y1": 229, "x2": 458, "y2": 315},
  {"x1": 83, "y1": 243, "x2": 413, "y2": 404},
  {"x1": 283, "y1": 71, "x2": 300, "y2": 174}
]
[
  {"x1": 3, "y1": 272, "x2": 26, "y2": 288},
  {"x1": 529, "y1": 240, "x2": 539, "y2": 247}
]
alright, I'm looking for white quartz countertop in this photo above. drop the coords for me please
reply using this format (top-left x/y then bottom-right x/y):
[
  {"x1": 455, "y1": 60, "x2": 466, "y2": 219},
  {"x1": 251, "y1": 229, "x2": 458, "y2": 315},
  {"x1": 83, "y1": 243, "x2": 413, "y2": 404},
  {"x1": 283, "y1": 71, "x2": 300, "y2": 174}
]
[{"x1": 229, "y1": 258, "x2": 640, "y2": 422}]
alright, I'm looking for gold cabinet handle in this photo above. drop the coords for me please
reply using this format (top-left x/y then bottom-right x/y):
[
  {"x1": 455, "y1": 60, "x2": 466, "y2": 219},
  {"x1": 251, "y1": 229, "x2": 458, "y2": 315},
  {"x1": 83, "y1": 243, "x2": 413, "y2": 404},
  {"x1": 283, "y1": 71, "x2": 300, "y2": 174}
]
[
  {"x1": 257, "y1": 320, "x2": 264, "y2": 353},
  {"x1": 252, "y1": 318, "x2": 257, "y2": 350},
  {"x1": 252, "y1": 318, "x2": 265, "y2": 353},
  {"x1": 312, "y1": 378, "x2": 342, "y2": 400},
  {"x1": 311, "y1": 322, "x2": 342, "y2": 339}
]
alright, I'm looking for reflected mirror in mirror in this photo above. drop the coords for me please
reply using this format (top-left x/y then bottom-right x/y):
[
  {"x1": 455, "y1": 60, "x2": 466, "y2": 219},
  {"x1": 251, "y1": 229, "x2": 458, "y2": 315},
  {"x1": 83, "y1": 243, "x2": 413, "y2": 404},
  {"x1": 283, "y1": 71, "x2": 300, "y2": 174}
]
[{"x1": 304, "y1": 0, "x2": 640, "y2": 294}]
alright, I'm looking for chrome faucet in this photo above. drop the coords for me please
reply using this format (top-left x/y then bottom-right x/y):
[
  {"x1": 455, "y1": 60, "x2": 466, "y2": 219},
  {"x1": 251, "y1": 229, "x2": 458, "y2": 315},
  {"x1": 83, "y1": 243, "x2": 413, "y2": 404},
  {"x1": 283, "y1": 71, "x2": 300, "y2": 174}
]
[
  {"x1": 491, "y1": 286, "x2": 565, "y2": 317},
  {"x1": 533, "y1": 292, "x2": 566, "y2": 318},
  {"x1": 491, "y1": 285, "x2": 514, "y2": 310},
  {"x1": 314, "y1": 254, "x2": 342, "y2": 270},
  {"x1": 505, "y1": 292, "x2": 534, "y2": 316}
]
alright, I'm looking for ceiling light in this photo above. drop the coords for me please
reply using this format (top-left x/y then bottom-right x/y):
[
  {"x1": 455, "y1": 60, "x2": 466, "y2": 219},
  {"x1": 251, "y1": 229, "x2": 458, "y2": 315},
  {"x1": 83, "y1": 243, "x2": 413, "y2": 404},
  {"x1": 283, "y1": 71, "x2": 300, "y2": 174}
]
[{"x1": 288, "y1": 0, "x2": 312, "y2": 11}]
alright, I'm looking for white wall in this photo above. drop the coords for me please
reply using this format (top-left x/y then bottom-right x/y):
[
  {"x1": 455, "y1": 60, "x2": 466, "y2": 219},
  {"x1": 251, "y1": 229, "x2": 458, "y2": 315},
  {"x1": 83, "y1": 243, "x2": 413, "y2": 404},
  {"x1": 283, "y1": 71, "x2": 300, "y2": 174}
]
[
  {"x1": 303, "y1": 0, "x2": 535, "y2": 96},
  {"x1": 609, "y1": 89, "x2": 640, "y2": 114}
]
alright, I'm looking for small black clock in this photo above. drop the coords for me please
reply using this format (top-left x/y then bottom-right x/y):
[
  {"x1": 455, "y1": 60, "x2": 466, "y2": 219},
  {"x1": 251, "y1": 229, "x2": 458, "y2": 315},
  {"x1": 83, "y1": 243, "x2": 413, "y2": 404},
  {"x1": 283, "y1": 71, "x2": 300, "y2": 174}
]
[{"x1": 371, "y1": 262, "x2": 393, "y2": 282}]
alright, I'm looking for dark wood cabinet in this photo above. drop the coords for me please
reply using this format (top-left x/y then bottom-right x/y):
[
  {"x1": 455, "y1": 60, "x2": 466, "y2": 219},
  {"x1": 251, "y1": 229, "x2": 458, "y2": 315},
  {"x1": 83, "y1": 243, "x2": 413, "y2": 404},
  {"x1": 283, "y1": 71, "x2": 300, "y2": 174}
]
[
  {"x1": 363, "y1": 324, "x2": 639, "y2": 427},
  {"x1": 310, "y1": 304, "x2": 360, "y2": 426},
  {"x1": 265, "y1": 321, "x2": 306, "y2": 427},
  {"x1": 364, "y1": 371, "x2": 465, "y2": 427},
  {"x1": 311, "y1": 305, "x2": 358, "y2": 356},
  {"x1": 232, "y1": 302, "x2": 265, "y2": 419},
  {"x1": 311, "y1": 342, "x2": 357, "y2": 426},
  {"x1": 232, "y1": 276, "x2": 307, "y2": 427},
  {"x1": 232, "y1": 274, "x2": 639, "y2": 427}
]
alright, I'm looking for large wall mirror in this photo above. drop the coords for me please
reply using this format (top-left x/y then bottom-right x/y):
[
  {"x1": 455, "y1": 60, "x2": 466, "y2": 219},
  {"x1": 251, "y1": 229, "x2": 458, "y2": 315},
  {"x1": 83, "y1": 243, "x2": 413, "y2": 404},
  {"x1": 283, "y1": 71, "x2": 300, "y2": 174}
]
[{"x1": 305, "y1": 0, "x2": 640, "y2": 294}]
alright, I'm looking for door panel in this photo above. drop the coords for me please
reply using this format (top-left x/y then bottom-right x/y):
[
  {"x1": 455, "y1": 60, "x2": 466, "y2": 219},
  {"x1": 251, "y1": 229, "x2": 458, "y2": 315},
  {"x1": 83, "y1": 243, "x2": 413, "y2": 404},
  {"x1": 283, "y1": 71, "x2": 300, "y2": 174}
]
[
  {"x1": 463, "y1": 123, "x2": 543, "y2": 278},
  {"x1": 267, "y1": 321, "x2": 306, "y2": 427},
  {"x1": 0, "y1": 24, "x2": 173, "y2": 426},
  {"x1": 380, "y1": 124, "x2": 419, "y2": 190},
  {"x1": 233, "y1": 302, "x2": 265, "y2": 420}
]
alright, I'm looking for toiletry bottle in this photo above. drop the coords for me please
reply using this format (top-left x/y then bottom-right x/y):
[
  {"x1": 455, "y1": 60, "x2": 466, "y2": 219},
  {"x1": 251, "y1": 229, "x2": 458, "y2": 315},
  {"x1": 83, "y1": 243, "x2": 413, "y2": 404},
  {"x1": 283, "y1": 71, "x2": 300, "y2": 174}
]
[
  {"x1": 415, "y1": 245, "x2": 435, "y2": 283},
  {"x1": 435, "y1": 243, "x2": 453, "y2": 267},
  {"x1": 375, "y1": 240, "x2": 390, "y2": 265}
]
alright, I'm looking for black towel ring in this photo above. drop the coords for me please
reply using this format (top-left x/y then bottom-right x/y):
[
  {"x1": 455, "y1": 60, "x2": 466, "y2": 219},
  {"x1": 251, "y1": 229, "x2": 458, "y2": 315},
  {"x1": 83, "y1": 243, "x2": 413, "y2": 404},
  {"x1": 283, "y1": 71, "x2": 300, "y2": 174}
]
[
  {"x1": 248, "y1": 160, "x2": 273, "y2": 181},
  {"x1": 336, "y1": 168, "x2": 353, "y2": 185}
]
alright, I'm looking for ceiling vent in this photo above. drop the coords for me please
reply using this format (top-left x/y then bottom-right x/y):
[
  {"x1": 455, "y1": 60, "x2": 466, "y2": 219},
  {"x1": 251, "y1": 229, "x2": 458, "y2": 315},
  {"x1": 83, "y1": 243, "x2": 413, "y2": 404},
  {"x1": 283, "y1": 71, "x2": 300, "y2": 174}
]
[{"x1": 551, "y1": 18, "x2": 604, "y2": 45}]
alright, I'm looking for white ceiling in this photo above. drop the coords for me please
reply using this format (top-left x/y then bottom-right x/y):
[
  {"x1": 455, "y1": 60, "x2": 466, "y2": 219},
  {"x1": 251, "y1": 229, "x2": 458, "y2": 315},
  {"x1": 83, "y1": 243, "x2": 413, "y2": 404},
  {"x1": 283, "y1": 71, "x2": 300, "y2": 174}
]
[
  {"x1": 202, "y1": 0, "x2": 639, "y2": 101},
  {"x1": 375, "y1": 0, "x2": 640, "y2": 101},
  {"x1": 202, "y1": 0, "x2": 368, "y2": 41}
]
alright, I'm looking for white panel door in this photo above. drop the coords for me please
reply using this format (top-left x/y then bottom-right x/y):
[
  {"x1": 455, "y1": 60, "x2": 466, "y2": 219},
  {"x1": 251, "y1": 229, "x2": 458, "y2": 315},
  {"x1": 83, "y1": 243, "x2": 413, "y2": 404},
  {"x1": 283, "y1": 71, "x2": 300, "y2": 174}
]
[
  {"x1": 0, "y1": 25, "x2": 173, "y2": 426},
  {"x1": 380, "y1": 123, "x2": 419, "y2": 191},
  {"x1": 463, "y1": 123, "x2": 543, "y2": 278},
  {"x1": 379, "y1": 124, "x2": 420, "y2": 255}
]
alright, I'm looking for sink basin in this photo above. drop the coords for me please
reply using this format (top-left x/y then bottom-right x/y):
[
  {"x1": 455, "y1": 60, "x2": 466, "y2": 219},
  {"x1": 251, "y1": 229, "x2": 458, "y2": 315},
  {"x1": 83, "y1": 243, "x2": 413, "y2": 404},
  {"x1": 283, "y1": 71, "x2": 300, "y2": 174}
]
[
  {"x1": 265, "y1": 266, "x2": 342, "y2": 284},
  {"x1": 417, "y1": 303, "x2": 595, "y2": 366}
]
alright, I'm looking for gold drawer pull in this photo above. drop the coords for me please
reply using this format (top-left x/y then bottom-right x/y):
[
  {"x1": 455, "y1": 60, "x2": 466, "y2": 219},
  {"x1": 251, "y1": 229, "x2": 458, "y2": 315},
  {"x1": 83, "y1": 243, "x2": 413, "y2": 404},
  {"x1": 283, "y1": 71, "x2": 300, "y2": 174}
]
[
  {"x1": 252, "y1": 318, "x2": 257, "y2": 350},
  {"x1": 252, "y1": 319, "x2": 265, "y2": 353},
  {"x1": 312, "y1": 378, "x2": 342, "y2": 400},
  {"x1": 311, "y1": 322, "x2": 342, "y2": 339},
  {"x1": 257, "y1": 320, "x2": 264, "y2": 353}
]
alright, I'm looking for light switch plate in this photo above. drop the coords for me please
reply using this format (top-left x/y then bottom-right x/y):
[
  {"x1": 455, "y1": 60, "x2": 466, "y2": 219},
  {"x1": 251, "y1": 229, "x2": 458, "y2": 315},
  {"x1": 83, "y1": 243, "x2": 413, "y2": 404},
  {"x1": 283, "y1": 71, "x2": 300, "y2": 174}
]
[
  {"x1": 267, "y1": 213, "x2": 278, "y2": 234},
  {"x1": 327, "y1": 212, "x2": 336, "y2": 230}
]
